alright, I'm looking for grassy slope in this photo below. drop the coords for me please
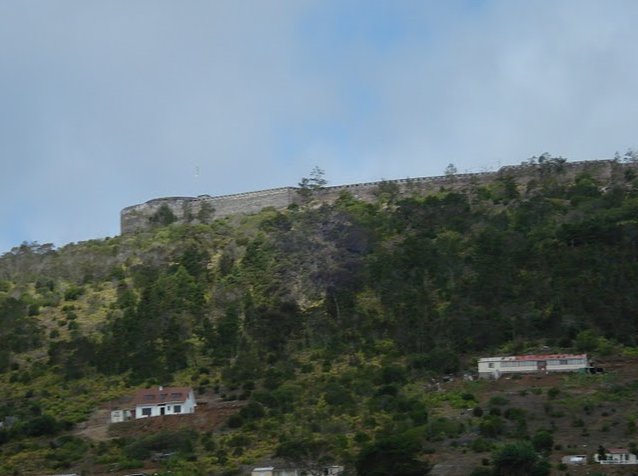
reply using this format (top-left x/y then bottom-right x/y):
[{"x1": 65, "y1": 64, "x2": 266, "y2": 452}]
[{"x1": 3, "y1": 164, "x2": 638, "y2": 474}]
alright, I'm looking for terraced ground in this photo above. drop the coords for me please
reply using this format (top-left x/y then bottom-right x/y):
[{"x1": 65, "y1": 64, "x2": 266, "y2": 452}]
[{"x1": 429, "y1": 356, "x2": 638, "y2": 475}]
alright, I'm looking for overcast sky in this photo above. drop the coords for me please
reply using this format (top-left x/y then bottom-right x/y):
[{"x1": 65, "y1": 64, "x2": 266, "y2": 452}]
[{"x1": 2, "y1": 0, "x2": 638, "y2": 252}]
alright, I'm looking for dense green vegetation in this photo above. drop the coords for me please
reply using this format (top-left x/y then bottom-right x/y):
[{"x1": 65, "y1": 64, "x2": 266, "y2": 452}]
[{"x1": 2, "y1": 159, "x2": 638, "y2": 474}]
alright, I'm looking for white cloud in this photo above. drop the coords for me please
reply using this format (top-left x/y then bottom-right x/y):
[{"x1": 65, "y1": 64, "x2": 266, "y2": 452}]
[{"x1": 2, "y1": 0, "x2": 638, "y2": 251}]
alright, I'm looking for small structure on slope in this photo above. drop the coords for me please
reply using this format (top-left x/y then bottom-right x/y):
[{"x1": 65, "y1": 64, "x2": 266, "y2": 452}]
[
  {"x1": 561, "y1": 455, "x2": 587, "y2": 465},
  {"x1": 110, "y1": 386, "x2": 196, "y2": 423},
  {"x1": 594, "y1": 448, "x2": 638, "y2": 465},
  {"x1": 251, "y1": 465, "x2": 344, "y2": 476},
  {"x1": 478, "y1": 353, "x2": 589, "y2": 379}
]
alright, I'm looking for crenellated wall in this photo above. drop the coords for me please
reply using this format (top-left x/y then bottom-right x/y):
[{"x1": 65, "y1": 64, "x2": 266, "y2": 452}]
[
  {"x1": 120, "y1": 159, "x2": 625, "y2": 234},
  {"x1": 120, "y1": 187, "x2": 298, "y2": 234}
]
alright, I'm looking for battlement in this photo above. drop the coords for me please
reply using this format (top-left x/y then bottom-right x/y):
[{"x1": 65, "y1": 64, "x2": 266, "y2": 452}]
[{"x1": 120, "y1": 158, "x2": 624, "y2": 234}]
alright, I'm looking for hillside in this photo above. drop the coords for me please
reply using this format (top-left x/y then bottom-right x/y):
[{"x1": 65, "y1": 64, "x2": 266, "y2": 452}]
[{"x1": 2, "y1": 157, "x2": 638, "y2": 475}]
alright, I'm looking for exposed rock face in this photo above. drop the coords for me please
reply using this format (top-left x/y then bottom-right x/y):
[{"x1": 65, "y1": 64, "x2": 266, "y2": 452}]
[{"x1": 120, "y1": 159, "x2": 623, "y2": 234}]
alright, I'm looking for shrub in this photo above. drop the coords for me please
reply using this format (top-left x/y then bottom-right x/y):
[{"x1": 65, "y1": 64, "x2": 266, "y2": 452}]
[
  {"x1": 46, "y1": 436, "x2": 88, "y2": 469},
  {"x1": 547, "y1": 387, "x2": 560, "y2": 400},
  {"x1": 20, "y1": 414, "x2": 61, "y2": 437},
  {"x1": 409, "y1": 406, "x2": 429, "y2": 426},
  {"x1": 410, "y1": 349, "x2": 460, "y2": 374},
  {"x1": 574, "y1": 330, "x2": 598, "y2": 352},
  {"x1": 227, "y1": 434, "x2": 252, "y2": 448},
  {"x1": 471, "y1": 438, "x2": 493, "y2": 453},
  {"x1": 379, "y1": 365, "x2": 407, "y2": 385},
  {"x1": 479, "y1": 416, "x2": 504, "y2": 438},
  {"x1": 531, "y1": 430, "x2": 554, "y2": 453},
  {"x1": 123, "y1": 429, "x2": 195, "y2": 460},
  {"x1": 227, "y1": 414, "x2": 243, "y2": 428},
  {"x1": 251, "y1": 389, "x2": 278, "y2": 409},
  {"x1": 377, "y1": 384, "x2": 399, "y2": 397},
  {"x1": 239, "y1": 402, "x2": 265, "y2": 421},
  {"x1": 492, "y1": 441, "x2": 546, "y2": 476},
  {"x1": 272, "y1": 383, "x2": 301, "y2": 413},
  {"x1": 356, "y1": 434, "x2": 432, "y2": 476},
  {"x1": 504, "y1": 407, "x2": 526, "y2": 421},
  {"x1": 489, "y1": 395, "x2": 509, "y2": 406},
  {"x1": 323, "y1": 384, "x2": 355, "y2": 406},
  {"x1": 64, "y1": 286, "x2": 84, "y2": 301},
  {"x1": 426, "y1": 417, "x2": 464, "y2": 440}
]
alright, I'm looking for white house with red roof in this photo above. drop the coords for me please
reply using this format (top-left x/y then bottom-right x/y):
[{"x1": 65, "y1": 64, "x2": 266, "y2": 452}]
[
  {"x1": 478, "y1": 353, "x2": 589, "y2": 379},
  {"x1": 251, "y1": 465, "x2": 344, "y2": 476},
  {"x1": 131, "y1": 386, "x2": 196, "y2": 419},
  {"x1": 594, "y1": 448, "x2": 638, "y2": 464}
]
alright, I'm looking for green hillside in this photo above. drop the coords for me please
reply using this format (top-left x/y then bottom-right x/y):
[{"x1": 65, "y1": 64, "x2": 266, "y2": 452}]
[{"x1": 2, "y1": 159, "x2": 638, "y2": 475}]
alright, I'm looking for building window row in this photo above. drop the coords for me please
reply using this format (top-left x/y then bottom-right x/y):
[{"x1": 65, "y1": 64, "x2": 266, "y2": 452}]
[
  {"x1": 140, "y1": 405, "x2": 184, "y2": 416},
  {"x1": 547, "y1": 358, "x2": 586, "y2": 366},
  {"x1": 500, "y1": 361, "x2": 536, "y2": 368}
]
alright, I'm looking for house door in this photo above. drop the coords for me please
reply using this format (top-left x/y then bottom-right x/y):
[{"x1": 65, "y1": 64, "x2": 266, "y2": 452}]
[
  {"x1": 537, "y1": 361, "x2": 547, "y2": 371},
  {"x1": 160, "y1": 407, "x2": 165, "y2": 416}
]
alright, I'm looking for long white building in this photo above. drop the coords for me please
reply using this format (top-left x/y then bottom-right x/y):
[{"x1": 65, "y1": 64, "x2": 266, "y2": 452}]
[{"x1": 478, "y1": 353, "x2": 589, "y2": 379}]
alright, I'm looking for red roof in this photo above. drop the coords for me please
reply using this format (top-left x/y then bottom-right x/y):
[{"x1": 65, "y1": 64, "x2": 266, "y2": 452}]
[
  {"x1": 608, "y1": 448, "x2": 629, "y2": 454},
  {"x1": 132, "y1": 386, "x2": 192, "y2": 406}
]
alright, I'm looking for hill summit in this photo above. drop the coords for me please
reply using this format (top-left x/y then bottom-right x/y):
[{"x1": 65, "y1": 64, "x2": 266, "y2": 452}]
[{"x1": 121, "y1": 157, "x2": 623, "y2": 234}]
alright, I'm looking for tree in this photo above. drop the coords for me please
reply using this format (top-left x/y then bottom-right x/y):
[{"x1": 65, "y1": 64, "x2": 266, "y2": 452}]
[
  {"x1": 597, "y1": 445, "x2": 607, "y2": 462},
  {"x1": 536, "y1": 153, "x2": 567, "y2": 177},
  {"x1": 308, "y1": 166, "x2": 327, "y2": 188},
  {"x1": 197, "y1": 201, "x2": 215, "y2": 223},
  {"x1": 374, "y1": 180, "x2": 400, "y2": 204},
  {"x1": 492, "y1": 441, "x2": 547, "y2": 476},
  {"x1": 574, "y1": 329, "x2": 599, "y2": 352},
  {"x1": 531, "y1": 430, "x2": 553, "y2": 454},
  {"x1": 622, "y1": 148, "x2": 638, "y2": 163},
  {"x1": 298, "y1": 166, "x2": 328, "y2": 201},
  {"x1": 356, "y1": 434, "x2": 431, "y2": 476},
  {"x1": 445, "y1": 163, "x2": 458, "y2": 177},
  {"x1": 275, "y1": 435, "x2": 335, "y2": 476},
  {"x1": 214, "y1": 306, "x2": 241, "y2": 359}
]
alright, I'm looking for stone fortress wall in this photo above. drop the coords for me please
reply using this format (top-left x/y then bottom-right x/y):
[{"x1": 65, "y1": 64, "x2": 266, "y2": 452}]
[{"x1": 121, "y1": 159, "x2": 621, "y2": 234}]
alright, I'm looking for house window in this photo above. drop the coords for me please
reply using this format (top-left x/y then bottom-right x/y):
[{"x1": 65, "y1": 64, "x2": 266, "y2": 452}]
[
  {"x1": 173, "y1": 405, "x2": 181, "y2": 413},
  {"x1": 488, "y1": 363, "x2": 494, "y2": 368},
  {"x1": 141, "y1": 408, "x2": 152, "y2": 416}
]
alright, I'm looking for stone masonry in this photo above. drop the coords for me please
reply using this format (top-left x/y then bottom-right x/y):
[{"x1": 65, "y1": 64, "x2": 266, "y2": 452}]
[{"x1": 121, "y1": 159, "x2": 624, "y2": 234}]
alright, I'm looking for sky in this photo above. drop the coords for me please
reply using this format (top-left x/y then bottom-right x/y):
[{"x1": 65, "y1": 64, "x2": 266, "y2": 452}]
[{"x1": 2, "y1": 0, "x2": 638, "y2": 252}]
